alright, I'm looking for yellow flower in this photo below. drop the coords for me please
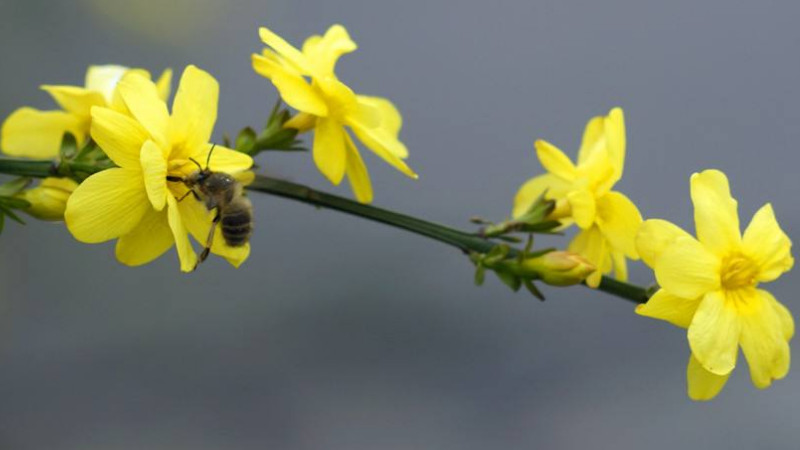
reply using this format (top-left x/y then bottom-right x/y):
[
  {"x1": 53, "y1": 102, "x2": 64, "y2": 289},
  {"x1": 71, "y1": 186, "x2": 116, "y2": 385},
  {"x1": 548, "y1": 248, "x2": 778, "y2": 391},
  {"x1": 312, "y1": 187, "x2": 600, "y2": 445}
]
[
  {"x1": 64, "y1": 65, "x2": 254, "y2": 272},
  {"x1": 635, "y1": 169, "x2": 794, "y2": 400},
  {"x1": 15, "y1": 177, "x2": 78, "y2": 221},
  {"x1": 1, "y1": 65, "x2": 172, "y2": 158},
  {"x1": 513, "y1": 108, "x2": 642, "y2": 287},
  {"x1": 251, "y1": 24, "x2": 416, "y2": 203}
]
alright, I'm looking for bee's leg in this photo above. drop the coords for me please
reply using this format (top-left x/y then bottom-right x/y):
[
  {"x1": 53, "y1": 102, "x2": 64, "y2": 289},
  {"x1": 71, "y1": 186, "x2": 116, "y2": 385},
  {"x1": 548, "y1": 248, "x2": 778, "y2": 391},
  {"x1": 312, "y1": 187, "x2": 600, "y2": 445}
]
[
  {"x1": 176, "y1": 189, "x2": 200, "y2": 203},
  {"x1": 194, "y1": 210, "x2": 220, "y2": 271}
]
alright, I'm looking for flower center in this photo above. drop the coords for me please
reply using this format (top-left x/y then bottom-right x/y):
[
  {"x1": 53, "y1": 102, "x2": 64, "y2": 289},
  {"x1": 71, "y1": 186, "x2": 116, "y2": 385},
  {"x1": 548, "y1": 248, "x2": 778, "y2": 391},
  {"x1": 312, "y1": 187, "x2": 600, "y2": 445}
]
[{"x1": 720, "y1": 253, "x2": 759, "y2": 290}]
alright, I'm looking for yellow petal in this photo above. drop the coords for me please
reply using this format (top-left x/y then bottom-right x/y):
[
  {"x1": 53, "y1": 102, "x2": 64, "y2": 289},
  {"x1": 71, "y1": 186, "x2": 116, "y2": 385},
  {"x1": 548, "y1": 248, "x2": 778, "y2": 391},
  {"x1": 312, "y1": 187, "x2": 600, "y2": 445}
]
[
  {"x1": 313, "y1": 117, "x2": 347, "y2": 185},
  {"x1": 1, "y1": 108, "x2": 84, "y2": 158},
  {"x1": 576, "y1": 116, "x2": 605, "y2": 165},
  {"x1": 603, "y1": 107, "x2": 626, "y2": 181},
  {"x1": 512, "y1": 174, "x2": 565, "y2": 219},
  {"x1": 347, "y1": 120, "x2": 417, "y2": 179},
  {"x1": 251, "y1": 54, "x2": 328, "y2": 116},
  {"x1": 655, "y1": 236, "x2": 721, "y2": 299},
  {"x1": 117, "y1": 73, "x2": 169, "y2": 146},
  {"x1": 65, "y1": 168, "x2": 149, "y2": 243},
  {"x1": 140, "y1": 140, "x2": 168, "y2": 211},
  {"x1": 169, "y1": 65, "x2": 218, "y2": 153},
  {"x1": 636, "y1": 219, "x2": 692, "y2": 268},
  {"x1": 155, "y1": 69, "x2": 173, "y2": 102},
  {"x1": 302, "y1": 24, "x2": 358, "y2": 74},
  {"x1": 688, "y1": 290, "x2": 741, "y2": 375},
  {"x1": 566, "y1": 189, "x2": 595, "y2": 229},
  {"x1": 344, "y1": 131, "x2": 373, "y2": 203},
  {"x1": 194, "y1": 145, "x2": 254, "y2": 174},
  {"x1": 90, "y1": 106, "x2": 149, "y2": 168},
  {"x1": 535, "y1": 140, "x2": 576, "y2": 180},
  {"x1": 595, "y1": 191, "x2": 642, "y2": 259},
  {"x1": 166, "y1": 195, "x2": 197, "y2": 272},
  {"x1": 351, "y1": 95, "x2": 408, "y2": 157},
  {"x1": 284, "y1": 112, "x2": 317, "y2": 132},
  {"x1": 635, "y1": 288, "x2": 701, "y2": 329},
  {"x1": 258, "y1": 27, "x2": 314, "y2": 74},
  {"x1": 761, "y1": 290, "x2": 795, "y2": 340},
  {"x1": 740, "y1": 289, "x2": 791, "y2": 388},
  {"x1": 691, "y1": 169, "x2": 741, "y2": 255},
  {"x1": 568, "y1": 225, "x2": 608, "y2": 288},
  {"x1": 611, "y1": 251, "x2": 628, "y2": 281},
  {"x1": 687, "y1": 353, "x2": 730, "y2": 401},
  {"x1": 176, "y1": 194, "x2": 251, "y2": 268},
  {"x1": 41, "y1": 85, "x2": 106, "y2": 119},
  {"x1": 115, "y1": 208, "x2": 174, "y2": 266},
  {"x1": 85, "y1": 65, "x2": 129, "y2": 103},
  {"x1": 742, "y1": 203, "x2": 793, "y2": 282}
]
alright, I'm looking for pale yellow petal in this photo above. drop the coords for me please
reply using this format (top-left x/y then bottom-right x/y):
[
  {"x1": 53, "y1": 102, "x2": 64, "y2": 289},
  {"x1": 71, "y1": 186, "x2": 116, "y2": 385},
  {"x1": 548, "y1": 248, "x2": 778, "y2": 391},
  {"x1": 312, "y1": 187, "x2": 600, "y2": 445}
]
[
  {"x1": 41, "y1": 85, "x2": 106, "y2": 118},
  {"x1": 1, "y1": 108, "x2": 84, "y2": 158},
  {"x1": 344, "y1": 131, "x2": 373, "y2": 203},
  {"x1": 568, "y1": 225, "x2": 608, "y2": 288},
  {"x1": 567, "y1": 189, "x2": 596, "y2": 229},
  {"x1": 117, "y1": 73, "x2": 169, "y2": 146},
  {"x1": 348, "y1": 118, "x2": 418, "y2": 179},
  {"x1": 65, "y1": 168, "x2": 148, "y2": 243},
  {"x1": 761, "y1": 290, "x2": 795, "y2": 340},
  {"x1": 535, "y1": 140, "x2": 576, "y2": 180},
  {"x1": 251, "y1": 54, "x2": 328, "y2": 116},
  {"x1": 194, "y1": 145, "x2": 254, "y2": 174},
  {"x1": 636, "y1": 219, "x2": 692, "y2": 268},
  {"x1": 635, "y1": 288, "x2": 701, "y2": 329},
  {"x1": 166, "y1": 195, "x2": 197, "y2": 272},
  {"x1": 258, "y1": 27, "x2": 314, "y2": 74},
  {"x1": 691, "y1": 169, "x2": 741, "y2": 255},
  {"x1": 352, "y1": 95, "x2": 407, "y2": 156},
  {"x1": 313, "y1": 117, "x2": 347, "y2": 185},
  {"x1": 742, "y1": 203, "x2": 793, "y2": 282},
  {"x1": 85, "y1": 65, "x2": 129, "y2": 103},
  {"x1": 169, "y1": 65, "x2": 218, "y2": 153},
  {"x1": 595, "y1": 191, "x2": 642, "y2": 259},
  {"x1": 655, "y1": 236, "x2": 721, "y2": 299},
  {"x1": 688, "y1": 290, "x2": 741, "y2": 375},
  {"x1": 284, "y1": 112, "x2": 317, "y2": 132},
  {"x1": 512, "y1": 174, "x2": 564, "y2": 219},
  {"x1": 115, "y1": 208, "x2": 173, "y2": 266},
  {"x1": 90, "y1": 106, "x2": 149, "y2": 168},
  {"x1": 576, "y1": 115, "x2": 605, "y2": 165},
  {"x1": 603, "y1": 107, "x2": 626, "y2": 180},
  {"x1": 140, "y1": 140, "x2": 168, "y2": 211},
  {"x1": 740, "y1": 289, "x2": 791, "y2": 388},
  {"x1": 611, "y1": 251, "x2": 628, "y2": 281},
  {"x1": 302, "y1": 24, "x2": 358, "y2": 74},
  {"x1": 155, "y1": 69, "x2": 173, "y2": 102},
  {"x1": 687, "y1": 353, "x2": 730, "y2": 401}
]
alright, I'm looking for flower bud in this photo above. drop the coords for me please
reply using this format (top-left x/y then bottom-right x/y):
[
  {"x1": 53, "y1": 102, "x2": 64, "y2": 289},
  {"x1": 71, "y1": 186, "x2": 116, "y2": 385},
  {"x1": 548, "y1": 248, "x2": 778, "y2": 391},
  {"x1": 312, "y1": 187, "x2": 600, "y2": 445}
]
[
  {"x1": 16, "y1": 177, "x2": 78, "y2": 221},
  {"x1": 519, "y1": 251, "x2": 595, "y2": 286}
]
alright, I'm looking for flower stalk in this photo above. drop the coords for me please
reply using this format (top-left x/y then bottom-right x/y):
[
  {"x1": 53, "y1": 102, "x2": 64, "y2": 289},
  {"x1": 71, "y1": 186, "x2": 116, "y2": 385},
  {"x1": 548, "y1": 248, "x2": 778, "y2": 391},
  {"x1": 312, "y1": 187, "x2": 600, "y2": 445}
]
[{"x1": 0, "y1": 156, "x2": 648, "y2": 303}]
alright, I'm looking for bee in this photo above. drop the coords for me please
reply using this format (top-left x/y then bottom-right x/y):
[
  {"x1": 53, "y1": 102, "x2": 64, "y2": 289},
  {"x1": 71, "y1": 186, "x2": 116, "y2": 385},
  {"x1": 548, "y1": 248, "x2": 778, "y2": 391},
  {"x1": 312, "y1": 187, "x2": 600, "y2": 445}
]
[{"x1": 167, "y1": 145, "x2": 253, "y2": 270}]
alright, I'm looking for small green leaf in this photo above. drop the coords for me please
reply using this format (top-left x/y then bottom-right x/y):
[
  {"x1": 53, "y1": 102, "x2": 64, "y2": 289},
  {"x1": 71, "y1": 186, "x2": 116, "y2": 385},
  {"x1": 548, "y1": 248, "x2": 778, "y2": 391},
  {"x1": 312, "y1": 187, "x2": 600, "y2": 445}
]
[
  {"x1": 496, "y1": 272, "x2": 521, "y2": 292},
  {"x1": 235, "y1": 127, "x2": 258, "y2": 154},
  {"x1": 0, "y1": 213, "x2": 5, "y2": 234},
  {"x1": 0, "y1": 177, "x2": 32, "y2": 196},
  {"x1": 524, "y1": 279, "x2": 546, "y2": 301},
  {"x1": 0, "y1": 196, "x2": 30, "y2": 209},
  {"x1": 59, "y1": 133, "x2": 79, "y2": 159},
  {"x1": 0, "y1": 205, "x2": 25, "y2": 225},
  {"x1": 474, "y1": 265, "x2": 486, "y2": 286}
]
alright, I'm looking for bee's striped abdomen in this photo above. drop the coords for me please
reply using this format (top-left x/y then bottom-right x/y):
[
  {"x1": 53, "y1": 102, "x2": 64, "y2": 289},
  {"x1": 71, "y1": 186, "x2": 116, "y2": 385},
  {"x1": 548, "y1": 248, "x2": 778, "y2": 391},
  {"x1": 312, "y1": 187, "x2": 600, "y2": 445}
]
[{"x1": 220, "y1": 198, "x2": 253, "y2": 247}]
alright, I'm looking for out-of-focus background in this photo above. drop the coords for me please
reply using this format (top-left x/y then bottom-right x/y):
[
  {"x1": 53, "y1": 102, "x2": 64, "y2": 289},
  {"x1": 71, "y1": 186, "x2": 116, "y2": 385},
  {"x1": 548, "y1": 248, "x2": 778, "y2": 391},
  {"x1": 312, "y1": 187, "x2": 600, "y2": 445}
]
[{"x1": 1, "y1": 0, "x2": 799, "y2": 448}]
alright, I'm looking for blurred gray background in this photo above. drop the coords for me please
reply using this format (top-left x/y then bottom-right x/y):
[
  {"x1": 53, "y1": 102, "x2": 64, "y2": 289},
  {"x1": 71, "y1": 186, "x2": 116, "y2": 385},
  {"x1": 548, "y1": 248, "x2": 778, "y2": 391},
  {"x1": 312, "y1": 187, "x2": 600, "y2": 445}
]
[{"x1": 1, "y1": 0, "x2": 799, "y2": 448}]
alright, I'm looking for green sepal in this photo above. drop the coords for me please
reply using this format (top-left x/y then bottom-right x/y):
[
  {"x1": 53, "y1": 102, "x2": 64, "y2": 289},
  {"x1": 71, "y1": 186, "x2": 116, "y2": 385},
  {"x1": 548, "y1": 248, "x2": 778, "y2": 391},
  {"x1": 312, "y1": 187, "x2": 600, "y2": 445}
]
[
  {"x1": 496, "y1": 271, "x2": 522, "y2": 292},
  {"x1": 0, "y1": 177, "x2": 32, "y2": 196}
]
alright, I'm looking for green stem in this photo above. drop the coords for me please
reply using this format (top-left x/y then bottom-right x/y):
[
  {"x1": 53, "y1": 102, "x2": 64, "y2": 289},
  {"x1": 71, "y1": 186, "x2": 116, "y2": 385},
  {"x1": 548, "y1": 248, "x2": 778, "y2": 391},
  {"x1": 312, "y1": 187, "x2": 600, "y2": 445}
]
[{"x1": 0, "y1": 156, "x2": 650, "y2": 304}]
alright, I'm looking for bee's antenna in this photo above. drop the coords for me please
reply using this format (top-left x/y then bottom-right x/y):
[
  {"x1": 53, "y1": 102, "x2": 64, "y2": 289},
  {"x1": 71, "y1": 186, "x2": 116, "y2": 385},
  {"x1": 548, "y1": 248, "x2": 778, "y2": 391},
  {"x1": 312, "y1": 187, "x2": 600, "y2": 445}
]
[
  {"x1": 188, "y1": 158, "x2": 203, "y2": 171},
  {"x1": 205, "y1": 143, "x2": 216, "y2": 169}
]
